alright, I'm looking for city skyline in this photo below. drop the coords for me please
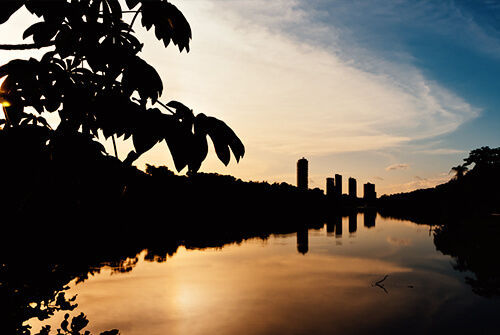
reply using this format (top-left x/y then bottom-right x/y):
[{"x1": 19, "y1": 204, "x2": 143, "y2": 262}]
[{"x1": 298, "y1": 158, "x2": 375, "y2": 199}]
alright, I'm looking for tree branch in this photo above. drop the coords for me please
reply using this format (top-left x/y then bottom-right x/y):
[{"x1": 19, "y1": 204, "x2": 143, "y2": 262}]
[
  {"x1": 0, "y1": 41, "x2": 55, "y2": 50},
  {"x1": 127, "y1": 6, "x2": 143, "y2": 33}
]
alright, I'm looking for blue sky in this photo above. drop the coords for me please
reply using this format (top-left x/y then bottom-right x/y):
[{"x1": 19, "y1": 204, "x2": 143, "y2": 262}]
[{"x1": 1, "y1": 0, "x2": 500, "y2": 195}]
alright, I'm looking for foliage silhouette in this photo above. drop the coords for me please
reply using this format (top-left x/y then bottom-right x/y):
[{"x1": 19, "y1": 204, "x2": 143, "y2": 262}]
[
  {"x1": 378, "y1": 146, "x2": 500, "y2": 222},
  {"x1": 0, "y1": 0, "x2": 244, "y2": 177},
  {"x1": 450, "y1": 164, "x2": 468, "y2": 181}
]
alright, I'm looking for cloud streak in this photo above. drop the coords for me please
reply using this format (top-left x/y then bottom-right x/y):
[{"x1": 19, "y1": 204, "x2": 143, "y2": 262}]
[
  {"x1": 386, "y1": 163, "x2": 410, "y2": 171},
  {"x1": 146, "y1": 0, "x2": 479, "y2": 157}
]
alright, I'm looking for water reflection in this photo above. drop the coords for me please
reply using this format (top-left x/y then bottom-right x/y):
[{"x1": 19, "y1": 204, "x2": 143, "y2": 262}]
[
  {"x1": 364, "y1": 209, "x2": 376, "y2": 228},
  {"x1": 433, "y1": 216, "x2": 500, "y2": 298},
  {"x1": 349, "y1": 212, "x2": 357, "y2": 234},
  {"x1": 6, "y1": 214, "x2": 500, "y2": 335},
  {"x1": 296, "y1": 225, "x2": 309, "y2": 254}
]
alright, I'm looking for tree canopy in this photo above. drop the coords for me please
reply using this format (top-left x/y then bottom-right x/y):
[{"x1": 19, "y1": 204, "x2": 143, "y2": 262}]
[{"x1": 0, "y1": 0, "x2": 244, "y2": 174}]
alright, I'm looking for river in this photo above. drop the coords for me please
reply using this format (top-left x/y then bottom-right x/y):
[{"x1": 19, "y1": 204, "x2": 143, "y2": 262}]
[{"x1": 25, "y1": 213, "x2": 500, "y2": 335}]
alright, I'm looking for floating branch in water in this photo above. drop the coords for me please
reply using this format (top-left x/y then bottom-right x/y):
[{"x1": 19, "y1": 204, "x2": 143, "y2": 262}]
[
  {"x1": 373, "y1": 274, "x2": 389, "y2": 294},
  {"x1": 375, "y1": 275, "x2": 389, "y2": 286}
]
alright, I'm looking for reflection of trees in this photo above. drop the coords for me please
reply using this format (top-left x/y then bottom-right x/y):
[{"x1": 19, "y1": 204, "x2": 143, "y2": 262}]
[
  {"x1": 3, "y1": 168, "x2": 330, "y2": 334},
  {"x1": 3, "y1": 160, "x2": 335, "y2": 335},
  {"x1": 1, "y1": 220, "x2": 177, "y2": 335},
  {"x1": 433, "y1": 217, "x2": 500, "y2": 298}
]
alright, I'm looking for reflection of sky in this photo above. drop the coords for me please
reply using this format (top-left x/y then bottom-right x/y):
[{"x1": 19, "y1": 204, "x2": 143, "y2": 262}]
[{"x1": 27, "y1": 215, "x2": 500, "y2": 335}]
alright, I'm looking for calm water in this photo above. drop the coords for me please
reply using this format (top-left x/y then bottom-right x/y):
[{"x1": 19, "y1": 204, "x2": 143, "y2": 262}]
[{"x1": 27, "y1": 214, "x2": 500, "y2": 335}]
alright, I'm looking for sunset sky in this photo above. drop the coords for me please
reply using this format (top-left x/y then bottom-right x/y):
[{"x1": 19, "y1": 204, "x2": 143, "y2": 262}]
[{"x1": 2, "y1": 0, "x2": 500, "y2": 195}]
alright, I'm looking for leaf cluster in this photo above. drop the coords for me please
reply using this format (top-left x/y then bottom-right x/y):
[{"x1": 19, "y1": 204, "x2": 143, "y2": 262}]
[{"x1": 0, "y1": 0, "x2": 243, "y2": 173}]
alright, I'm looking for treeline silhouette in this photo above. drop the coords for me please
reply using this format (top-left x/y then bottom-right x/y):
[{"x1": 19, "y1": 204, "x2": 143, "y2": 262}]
[{"x1": 378, "y1": 146, "x2": 500, "y2": 223}]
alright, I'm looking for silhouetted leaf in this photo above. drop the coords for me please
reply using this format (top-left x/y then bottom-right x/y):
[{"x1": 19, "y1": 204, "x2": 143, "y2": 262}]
[
  {"x1": 100, "y1": 0, "x2": 122, "y2": 25},
  {"x1": 122, "y1": 56, "x2": 163, "y2": 103},
  {"x1": 204, "y1": 116, "x2": 245, "y2": 165},
  {"x1": 125, "y1": 0, "x2": 141, "y2": 10},
  {"x1": 55, "y1": 24, "x2": 79, "y2": 58},
  {"x1": 140, "y1": 0, "x2": 191, "y2": 52},
  {"x1": 166, "y1": 100, "x2": 194, "y2": 125},
  {"x1": 162, "y1": 114, "x2": 192, "y2": 172},
  {"x1": 23, "y1": 21, "x2": 60, "y2": 46},
  {"x1": 25, "y1": 0, "x2": 67, "y2": 24},
  {"x1": 0, "y1": 2, "x2": 23, "y2": 25},
  {"x1": 132, "y1": 108, "x2": 164, "y2": 155},
  {"x1": 0, "y1": 59, "x2": 28, "y2": 80}
]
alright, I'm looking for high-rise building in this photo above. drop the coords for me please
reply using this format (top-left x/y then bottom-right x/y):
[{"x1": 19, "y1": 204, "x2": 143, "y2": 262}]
[
  {"x1": 348, "y1": 177, "x2": 357, "y2": 198},
  {"x1": 297, "y1": 158, "x2": 308, "y2": 190},
  {"x1": 326, "y1": 178, "x2": 335, "y2": 196},
  {"x1": 364, "y1": 182, "x2": 376, "y2": 199},
  {"x1": 335, "y1": 174, "x2": 342, "y2": 196}
]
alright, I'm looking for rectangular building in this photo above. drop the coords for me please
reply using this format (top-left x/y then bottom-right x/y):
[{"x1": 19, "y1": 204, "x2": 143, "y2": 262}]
[
  {"x1": 335, "y1": 174, "x2": 342, "y2": 196},
  {"x1": 348, "y1": 177, "x2": 357, "y2": 198}
]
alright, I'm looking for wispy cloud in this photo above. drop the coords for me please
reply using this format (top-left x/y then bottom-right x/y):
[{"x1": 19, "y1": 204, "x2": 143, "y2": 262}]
[
  {"x1": 154, "y1": 1, "x2": 476, "y2": 157},
  {"x1": 386, "y1": 175, "x2": 452, "y2": 194},
  {"x1": 386, "y1": 163, "x2": 410, "y2": 171}
]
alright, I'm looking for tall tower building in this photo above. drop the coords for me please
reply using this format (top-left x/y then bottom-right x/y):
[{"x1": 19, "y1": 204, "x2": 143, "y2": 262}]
[
  {"x1": 335, "y1": 174, "x2": 342, "y2": 196},
  {"x1": 297, "y1": 158, "x2": 308, "y2": 190},
  {"x1": 349, "y1": 177, "x2": 357, "y2": 198}
]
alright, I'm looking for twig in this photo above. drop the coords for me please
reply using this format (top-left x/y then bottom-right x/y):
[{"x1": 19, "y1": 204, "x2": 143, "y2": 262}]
[
  {"x1": 373, "y1": 275, "x2": 389, "y2": 294},
  {"x1": 375, "y1": 274, "x2": 389, "y2": 286}
]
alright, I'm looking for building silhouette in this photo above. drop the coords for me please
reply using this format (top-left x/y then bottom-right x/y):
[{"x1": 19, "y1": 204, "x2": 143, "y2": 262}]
[
  {"x1": 335, "y1": 174, "x2": 342, "y2": 196},
  {"x1": 364, "y1": 182, "x2": 376, "y2": 200},
  {"x1": 348, "y1": 177, "x2": 357, "y2": 198},
  {"x1": 326, "y1": 177, "x2": 335, "y2": 197},
  {"x1": 297, "y1": 158, "x2": 308, "y2": 190}
]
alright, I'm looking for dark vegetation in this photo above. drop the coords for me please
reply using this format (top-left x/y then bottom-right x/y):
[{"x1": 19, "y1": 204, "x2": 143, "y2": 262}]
[
  {"x1": 0, "y1": 0, "x2": 244, "y2": 221},
  {"x1": 378, "y1": 146, "x2": 500, "y2": 223}
]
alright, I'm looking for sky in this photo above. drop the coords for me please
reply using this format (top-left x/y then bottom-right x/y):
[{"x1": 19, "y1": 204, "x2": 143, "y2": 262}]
[{"x1": 2, "y1": 0, "x2": 500, "y2": 196}]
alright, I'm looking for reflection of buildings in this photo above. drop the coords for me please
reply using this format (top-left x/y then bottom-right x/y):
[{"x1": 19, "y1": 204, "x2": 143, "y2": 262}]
[
  {"x1": 349, "y1": 177, "x2": 357, "y2": 199},
  {"x1": 364, "y1": 210, "x2": 376, "y2": 228},
  {"x1": 297, "y1": 225, "x2": 309, "y2": 254},
  {"x1": 297, "y1": 158, "x2": 308, "y2": 191},
  {"x1": 326, "y1": 214, "x2": 342, "y2": 236},
  {"x1": 335, "y1": 217, "x2": 343, "y2": 237},
  {"x1": 349, "y1": 212, "x2": 357, "y2": 233}
]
